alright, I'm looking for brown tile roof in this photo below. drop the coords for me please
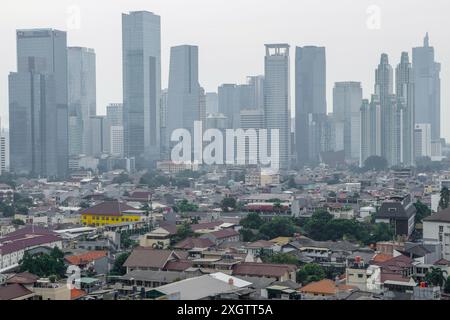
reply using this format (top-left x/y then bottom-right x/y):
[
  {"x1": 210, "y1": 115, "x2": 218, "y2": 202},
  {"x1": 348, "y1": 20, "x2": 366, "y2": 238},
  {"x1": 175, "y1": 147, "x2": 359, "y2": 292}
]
[
  {"x1": 434, "y1": 258, "x2": 450, "y2": 266},
  {"x1": 246, "y1": 240, "x2": 275, "y2": 249},
  {"x1": 0, "y1": 284, "x2": 34, "y2": 300},
  {"x1": 6, "y1": 272, "x2": 39, "y2": 285},
  {"x1": 233, "y1": 263, "x2": 297, "y2": 278},
  {"x1": 380, "y1": 272, "x2": 412, "y2": 283},
  {"x1": 0, "y1": 232, "x2": 61, "y2": 255},
  {"x1": 164, "y1": 260, "x2": 194, "y2": 272},
  {"x1": 123, "y1": 248, "x2": 176, "y2": 269},
  {"x1": 208, "y1": 229, "x2": 240, "y2": 240},
  {"x1": 191, "y1": 221, "x2": 224, "y2": 232},
  {"x1": 80, "y1": 201, "x2": 137, "y2": 217},
  {"x1": 174, "y1": 237, "x2": 215, "y2": 250},
  {"x1": 65, "y1": 251, "x2": 108, "y2": 265},
  {"x1": 423, "y1": 208, "x2": 450, "y2": 223}
]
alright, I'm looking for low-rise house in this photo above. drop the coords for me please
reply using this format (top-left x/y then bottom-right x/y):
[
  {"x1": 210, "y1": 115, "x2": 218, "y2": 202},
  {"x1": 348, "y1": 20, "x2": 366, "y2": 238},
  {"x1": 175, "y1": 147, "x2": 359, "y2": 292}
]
[
  {"x1": 144, "y1": 272, "x2": 251, "y2": 300},
  {"x1": 139, "y1": 227, "x2": 173, "y2": 249},
  {"x1": 200, "y1": 229, "x2": 240, "y2": 246},
  {"x1": 0, "y1": 226, "x2": 62, "y2": 273},
  {"x1": 232, "y1": 263, "x2": 297, "y2": 282},
  {"x1": 173, "y1": 237, "x2": 215, "y2": 251},
  {"x1": 299, "y1": 279, "x2": 356, "y2": 299},
  {"x1": 0, "y1": 283, "x2": 35, "y2": 300},
  {"x1": 123, "y1": 248, "x2": 184, "y2": 273},
  {"x1": 65, "y1": 251, "x2": 110, "y2": 275},
  {"x1": 375, "y1": 195, "x2": 416, "y2": 238}
]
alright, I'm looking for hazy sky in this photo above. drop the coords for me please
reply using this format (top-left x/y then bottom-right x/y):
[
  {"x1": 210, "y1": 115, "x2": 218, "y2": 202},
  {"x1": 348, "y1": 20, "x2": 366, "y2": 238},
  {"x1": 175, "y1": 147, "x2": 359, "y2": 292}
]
[{"x1": 1, "y1": 0, "x2": 449, "y2": 139}]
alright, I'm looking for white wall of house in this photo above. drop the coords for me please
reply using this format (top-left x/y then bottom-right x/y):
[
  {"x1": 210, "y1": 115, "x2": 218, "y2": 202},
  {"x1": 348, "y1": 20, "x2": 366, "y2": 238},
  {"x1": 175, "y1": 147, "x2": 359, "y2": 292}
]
[{"x1": 423, "y1": 221, "x2": 450, "y2": 260}]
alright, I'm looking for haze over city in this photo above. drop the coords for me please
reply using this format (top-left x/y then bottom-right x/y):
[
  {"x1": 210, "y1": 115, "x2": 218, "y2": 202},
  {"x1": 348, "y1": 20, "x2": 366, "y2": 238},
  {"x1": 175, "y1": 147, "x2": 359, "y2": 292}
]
[{"x1": 1, "y1": 0, "x2": 449, "y2": 140}]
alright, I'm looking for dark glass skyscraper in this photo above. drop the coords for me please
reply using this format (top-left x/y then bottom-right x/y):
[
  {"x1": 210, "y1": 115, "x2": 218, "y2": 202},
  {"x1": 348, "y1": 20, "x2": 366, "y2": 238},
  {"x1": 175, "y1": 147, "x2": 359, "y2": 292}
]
[{"x1": 9, "y1": 29, "x2": 68, "y2": 178}]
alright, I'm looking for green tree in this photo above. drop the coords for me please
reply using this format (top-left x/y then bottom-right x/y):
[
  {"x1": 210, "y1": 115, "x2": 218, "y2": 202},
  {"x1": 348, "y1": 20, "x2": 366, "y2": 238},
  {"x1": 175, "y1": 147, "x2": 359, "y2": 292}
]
[
  {"x1": 19, "y1": 247, "x2": 66, "y2": 278},
  {"x1": 240, "y1": 212, "x2": 264, "y2": 230},
  {"x1": 173, "y1": 223, "x2": 195, "y2": 243},
  {"x1": 110, "y1": 252, "x2": 131, "y2": 276},
  {"x1": 414, "y1": 200, "x2": 432, "y2": 223},
  {"x1": 445, "y1": 276, "x2": 450, "y2": 294},
  {"x1": 112, "y1": 173, "x2": 131, "y2": 185},
  {"x1": 239, "y1": 228, "x2": 259, "y2": 242},
  {"x1": 221, "y1": 197, "x2": 237, "y2": 212},
  {"x1": 176, "y1": 199, "x2": 199, "y2": 213},
  {"x1": 425, "y1": 267, "x2": 448, "y2": 287},
  {"x1": 259, "y1": 217, "x2": 297, "y2": 240},
  {"x1": 296, "y1": 263, "x2": 326, "y2": 285},
  {"x1": 439, "y1": 187, "x2": 450, "y2": 211},
  {"x1": 261, "y1": 252, "x2": 298, "y2": 265}
]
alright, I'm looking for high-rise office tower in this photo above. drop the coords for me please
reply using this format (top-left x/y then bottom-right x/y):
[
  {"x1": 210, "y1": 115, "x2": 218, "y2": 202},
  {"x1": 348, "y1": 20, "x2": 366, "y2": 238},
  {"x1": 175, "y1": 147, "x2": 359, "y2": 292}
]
[
  {"x1": 218, "y1": 84, "x2": 240, "y2": 129},
  {"x1": 68, "y1": 47, "x2": 96, "y2": 157},
  {"x1": 9, "y1": 29, "x2": 68, "y2": 178},
  {"x1": 414, "y1": 123, "x2": 432, "y2": 159},
  {"x1": 0, "y1": 118, "x2": 9, "y2": 174},
  {"x1": 205, "y1": 92, "x2": 219, "y2": 115},
  {"x1": 396, "y1": 52, "x2": 415, "y2": 167},
  {"x1": 89, "y1": 116, "x2": 109, "y2": 156},
  {"x1": 375, "y1": 53, "x2": 398, "y2": 166},
  {"x1": 106, "y1": 103, "x2": 124, "y2": 157},
  {"x1": 413, "y1": 33, "x2": 441, "y2": 140},
  {"x1": 167, "y1": 45, "x2": 201, "y2": 149},
  {"x1": 333, "y1": 82, "x2": 362, "y2": 161},
  {"x1": 247, "y1": 75, "x2": 265, "y2": 110},
  {"x1": 264, "y1": 44, "x2": 291, "y2": 170},
  {"x1": 295, "y1": 46, "x2": 327, "y2": 167},
  {"x1": 240, "y1": 109, "x2": 265, "y2": 165},
  {"x1": 159, "y1": 89, "x2": 169, "y2": 159},
  {"x1": 360, "y1": 95, "x2": 382, "y2": 166},
  {"x1": 122, "y1": 11, "x2": 161, "y2": 166}
]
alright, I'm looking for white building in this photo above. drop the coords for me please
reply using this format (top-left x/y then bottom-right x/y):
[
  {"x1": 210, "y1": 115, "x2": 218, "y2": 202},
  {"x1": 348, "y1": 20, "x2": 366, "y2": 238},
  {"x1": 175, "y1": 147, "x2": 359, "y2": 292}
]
[
  {"x1": 110, "y1": 126, "x2": 124, "y2": 157},
  {"x1": 423, "y1": 208, "x2": 450, "y2": 261},
  {"x1": 415, "y1": 123, "x2": 432, "y2": 158}
]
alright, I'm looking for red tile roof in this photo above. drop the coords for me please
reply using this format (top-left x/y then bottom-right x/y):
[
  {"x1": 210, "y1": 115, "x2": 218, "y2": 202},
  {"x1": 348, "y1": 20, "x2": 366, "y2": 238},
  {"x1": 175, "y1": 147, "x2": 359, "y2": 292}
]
[
  {"x1": 71, "y1": 288, "x2": 87, "y2": 300},
  {"x1": 208, "y1": 229, "x2": 239, "y2": 240},
  {"x1": 299, "y1": 279, "x2": 356, "y2": 295},
  {"x1": 164, "y1": 260, "x2": 194, "y2": 272},
  {"x1": 191, "y1": 221, "x2": 224, "y2": 232},
  {"x1": 65, "y1": 251, "x2": 108, "y2": 265}
]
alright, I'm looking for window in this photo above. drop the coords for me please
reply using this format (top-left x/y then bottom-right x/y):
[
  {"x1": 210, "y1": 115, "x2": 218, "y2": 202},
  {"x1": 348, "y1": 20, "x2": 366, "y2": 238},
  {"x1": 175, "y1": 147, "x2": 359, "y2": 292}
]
[{"x1": 440, "y1": 226, "x2": 444, "y2": 233}]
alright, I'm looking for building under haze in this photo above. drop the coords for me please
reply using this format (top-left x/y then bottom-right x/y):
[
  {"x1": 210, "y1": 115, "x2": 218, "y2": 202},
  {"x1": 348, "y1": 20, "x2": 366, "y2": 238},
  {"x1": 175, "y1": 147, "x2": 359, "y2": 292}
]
[
  {"x1": 122, "y1": 11, "x2": 161, "y2": 167},
  {"x1": 9, "y1": 29, "x2": 68, "y2": 178},
  {"x1": 295, "y1": 46, "x2": 327, "y2": 167},
  {"x1": 413, "y1": 33, "x2": 441, "y2": 141},
  {"x1": 333, "y1": 82, "x2": 362, "y2": 162},
  {"x1": 264, "y1": 44, "x2": 291, "y2": 171},
  {"x1": 167, "y1": 45, "x2": 201, "y2": 150},
  {"x1": 68, "y1": 47, "x2": 96, "y2": 157}
]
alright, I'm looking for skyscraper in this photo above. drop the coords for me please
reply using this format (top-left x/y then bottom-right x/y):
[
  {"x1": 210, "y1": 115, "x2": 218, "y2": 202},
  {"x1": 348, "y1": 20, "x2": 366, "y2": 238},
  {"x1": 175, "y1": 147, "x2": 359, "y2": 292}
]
[
  {"x1": 205, "y1": 92, "x2": 219, "y2": 115},
  {"x1": 9, "y1": 29, "x2": 68, "y2": 178},
  {"x1": 413, "y1": 33, "x2": 441, "y2": 140},
  {"x1": 122, "y1": 11, "x2": 161, "y2": 167},
  {"x1": 295, "y1": 46, "x2": 327, "y2": 167},
  {"x1": 264, "y1": 44, "x2": 291, "y2": 170},
  {"x1": 167, "y1": 45, "x2": 200, "y2": 148},
  {"x1": 375, "y1": 53, "x2": 398, "y2": 167},
  {"x1": 106, "y1": 103, "x2": 124, "y2": 157},
  {"x1": 360, "y1": 94, "x2": 381, "y2": 166},
  {"x1": 333, "y1": 82, "x2": 362, "y2": 161},
  {"x1": 68, "y1": 47, "x2": 96, "y2": 157},
  {"x1": 218, "y1": 84, "x2": 240, "y2": 129},
  {"x1": 396, "y1": 52, "x2": 415, "y2": 167}
]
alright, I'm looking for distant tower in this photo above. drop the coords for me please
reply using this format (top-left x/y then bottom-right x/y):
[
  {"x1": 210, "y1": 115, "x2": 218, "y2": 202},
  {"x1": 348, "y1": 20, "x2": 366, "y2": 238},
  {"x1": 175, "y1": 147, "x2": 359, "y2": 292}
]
[
  {"x1": 122, "y1": 11, "x2": 161, "y2": 166},
  {"x1": 295, "y1": 46, "x2": 327, "y2": 167},
  {"x1": 264, "y1": 44, "x2": 291, "y2": 170},
  {"x1": 9, "y1": 29, "x2": 68, "y2": 178},
  {"x1": 413, "y1": 33, "x2": 441, "y2": 141}
]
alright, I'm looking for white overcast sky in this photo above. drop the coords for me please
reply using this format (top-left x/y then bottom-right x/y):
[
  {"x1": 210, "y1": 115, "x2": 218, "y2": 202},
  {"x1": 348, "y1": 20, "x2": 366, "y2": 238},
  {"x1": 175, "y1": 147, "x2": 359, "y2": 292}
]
[{"x1": 1, "y1": 0, "x2": 449, "y2": 139}]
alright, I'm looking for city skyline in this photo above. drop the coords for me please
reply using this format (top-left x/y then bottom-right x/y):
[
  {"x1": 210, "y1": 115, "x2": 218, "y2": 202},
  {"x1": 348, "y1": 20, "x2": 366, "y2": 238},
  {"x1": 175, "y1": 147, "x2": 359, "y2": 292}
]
[{"x1": 1, "y1": 0, "x2": 449, "y2": 141}]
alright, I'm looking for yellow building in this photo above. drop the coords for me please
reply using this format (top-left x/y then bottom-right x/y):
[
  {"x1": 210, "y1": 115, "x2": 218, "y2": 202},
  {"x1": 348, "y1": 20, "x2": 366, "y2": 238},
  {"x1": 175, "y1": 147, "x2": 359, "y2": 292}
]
[{"x1": 80, "y1": 201, "x2": 143, "y2": 227}]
